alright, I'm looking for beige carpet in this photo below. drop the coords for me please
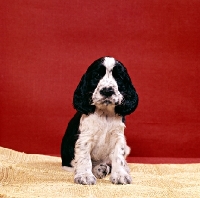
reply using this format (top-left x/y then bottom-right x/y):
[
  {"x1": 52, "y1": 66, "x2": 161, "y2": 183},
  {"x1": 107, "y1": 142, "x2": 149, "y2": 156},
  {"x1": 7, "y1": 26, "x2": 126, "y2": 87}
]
[{"x1": 0, "y1": 147, "x2": 200, "y2": 198}]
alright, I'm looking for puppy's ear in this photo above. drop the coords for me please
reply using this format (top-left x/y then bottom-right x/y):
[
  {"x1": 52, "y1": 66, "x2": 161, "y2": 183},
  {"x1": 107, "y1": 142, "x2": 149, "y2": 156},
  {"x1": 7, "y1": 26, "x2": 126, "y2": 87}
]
[
  {"x1": 113, "y1": 64, "x2": 139, "y2": 116},
  {"x1": 73, "y1": 73, "x2": 95, "y2": 115}
]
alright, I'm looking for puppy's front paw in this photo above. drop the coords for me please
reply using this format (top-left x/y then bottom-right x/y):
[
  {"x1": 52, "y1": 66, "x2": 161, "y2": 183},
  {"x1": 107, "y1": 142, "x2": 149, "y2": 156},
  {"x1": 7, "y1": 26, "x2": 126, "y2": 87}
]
[
  {"x1": 110, "y1": 171, "x2": 132, "y2": 184},
  {"x1": 74, "y1": 173, "x2": 97, "y2": 185}
]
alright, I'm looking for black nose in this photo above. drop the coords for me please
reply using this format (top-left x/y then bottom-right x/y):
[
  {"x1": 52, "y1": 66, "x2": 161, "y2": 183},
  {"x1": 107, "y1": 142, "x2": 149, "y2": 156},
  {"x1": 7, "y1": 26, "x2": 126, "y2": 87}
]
[{"x1": 100, "y1": 87, "x2": 115, "y2": 97}]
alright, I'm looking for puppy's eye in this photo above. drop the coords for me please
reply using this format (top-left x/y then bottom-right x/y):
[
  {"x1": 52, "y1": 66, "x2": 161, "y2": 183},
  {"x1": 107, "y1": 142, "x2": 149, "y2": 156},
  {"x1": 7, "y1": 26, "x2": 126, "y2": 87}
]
[
  {"x1": 112, "y1": 66, "x2": 124, "y2": 81},
  {"x1": 94, "y1": 73, "x2": 100, "y2": 79},
  {"x1": 113, "y1": 71, "x2": 122, "y2": 80},
  {"x1": 92, "y1": 66, "x2": 106, "y2": 80}
]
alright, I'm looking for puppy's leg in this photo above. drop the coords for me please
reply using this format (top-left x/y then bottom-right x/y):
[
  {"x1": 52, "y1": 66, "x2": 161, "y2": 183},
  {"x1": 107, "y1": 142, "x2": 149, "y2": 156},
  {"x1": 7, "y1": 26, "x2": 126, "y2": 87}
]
[
  {"x1": 110, "y1": 139, "x2": 132, "y2": 185},
  {"x1": 74, "y1": 138, "x2": 96, "y2": 185}
]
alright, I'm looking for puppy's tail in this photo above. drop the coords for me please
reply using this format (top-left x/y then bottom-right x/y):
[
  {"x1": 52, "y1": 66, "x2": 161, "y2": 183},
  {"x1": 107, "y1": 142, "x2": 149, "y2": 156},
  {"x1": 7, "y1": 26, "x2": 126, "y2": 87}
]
[{"x1": 62, "y1": 166, "x2": 74, "y2": 172}]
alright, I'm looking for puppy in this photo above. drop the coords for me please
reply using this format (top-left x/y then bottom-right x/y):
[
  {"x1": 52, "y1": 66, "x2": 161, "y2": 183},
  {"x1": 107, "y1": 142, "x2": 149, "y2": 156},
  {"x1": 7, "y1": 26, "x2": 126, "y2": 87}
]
[{"x1": 61, "y1": 57, "x2": 138, "y2": 185}]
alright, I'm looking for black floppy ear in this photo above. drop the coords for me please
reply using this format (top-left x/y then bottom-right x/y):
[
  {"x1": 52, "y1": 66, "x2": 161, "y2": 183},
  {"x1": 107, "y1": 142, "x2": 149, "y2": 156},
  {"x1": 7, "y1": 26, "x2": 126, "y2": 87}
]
[
  {"x1": 114, "y1": 64, "x2": 139, "y2": 116},
  {"x1": 73, "y1": 73, "x2": 95, "y2": 115}
]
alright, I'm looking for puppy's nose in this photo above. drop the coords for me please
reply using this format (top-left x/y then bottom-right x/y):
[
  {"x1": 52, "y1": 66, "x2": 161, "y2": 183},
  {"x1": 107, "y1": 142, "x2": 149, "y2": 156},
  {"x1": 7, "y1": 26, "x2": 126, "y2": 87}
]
[{"x1": 100, "y1": 87, "x2": 114, "y2": 97}]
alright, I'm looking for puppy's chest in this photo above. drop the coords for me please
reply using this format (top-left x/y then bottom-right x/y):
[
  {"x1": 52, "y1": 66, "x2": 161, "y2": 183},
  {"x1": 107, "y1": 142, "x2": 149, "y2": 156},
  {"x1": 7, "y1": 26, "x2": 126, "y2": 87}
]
[{"x1": 79, "y1": 113, "x2": 125, "y2": 159}]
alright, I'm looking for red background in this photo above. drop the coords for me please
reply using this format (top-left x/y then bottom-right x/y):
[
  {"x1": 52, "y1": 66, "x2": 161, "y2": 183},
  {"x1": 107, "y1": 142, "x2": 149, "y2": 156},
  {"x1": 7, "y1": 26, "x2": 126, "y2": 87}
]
[{"x1": 1, "y1": 0, "x2": 200, "y2": 158}]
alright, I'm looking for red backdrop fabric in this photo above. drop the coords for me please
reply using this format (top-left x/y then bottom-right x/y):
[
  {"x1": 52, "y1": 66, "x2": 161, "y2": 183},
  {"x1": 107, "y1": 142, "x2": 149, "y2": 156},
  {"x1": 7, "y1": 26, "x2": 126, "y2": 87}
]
[{"x1": 1, "y1": 0, "x2": 200, "y2": 158}]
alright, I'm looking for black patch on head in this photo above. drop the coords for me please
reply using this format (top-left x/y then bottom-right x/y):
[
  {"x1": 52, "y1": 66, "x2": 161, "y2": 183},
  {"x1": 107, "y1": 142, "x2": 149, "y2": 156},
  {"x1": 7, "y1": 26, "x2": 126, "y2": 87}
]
[
  {"x1": 73, "y1": 57, "x2": 106, "y2": 114},
  {"x1": 112, "y1": 61, "x2": 138, "y2": 116}
]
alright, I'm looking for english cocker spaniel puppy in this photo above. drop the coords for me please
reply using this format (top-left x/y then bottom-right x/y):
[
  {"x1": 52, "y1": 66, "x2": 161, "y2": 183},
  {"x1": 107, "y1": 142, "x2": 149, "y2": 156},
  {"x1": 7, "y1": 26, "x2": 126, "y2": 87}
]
[{"x1": 61, "y1": 57, "x2": 138, "y2": 185}]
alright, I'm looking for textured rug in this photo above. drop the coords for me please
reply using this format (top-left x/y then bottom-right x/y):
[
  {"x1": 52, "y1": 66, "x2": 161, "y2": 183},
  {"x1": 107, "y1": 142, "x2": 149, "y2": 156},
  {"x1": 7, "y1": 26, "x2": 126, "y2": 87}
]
[{"x1": 0, "y1": 147, "x2": 200, "y2": 198}]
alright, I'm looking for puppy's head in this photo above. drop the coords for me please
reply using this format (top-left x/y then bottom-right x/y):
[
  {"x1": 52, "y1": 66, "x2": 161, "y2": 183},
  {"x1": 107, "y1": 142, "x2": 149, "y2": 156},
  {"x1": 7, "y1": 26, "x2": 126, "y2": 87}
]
[{"x1": 73, "y1": 57, "x2": 138, "y2": 116}]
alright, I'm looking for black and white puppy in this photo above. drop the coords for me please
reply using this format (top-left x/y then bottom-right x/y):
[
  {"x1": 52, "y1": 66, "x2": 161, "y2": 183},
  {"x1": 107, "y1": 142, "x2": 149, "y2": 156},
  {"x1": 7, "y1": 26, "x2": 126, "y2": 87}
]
[{"x1": 61, "y1": 57, "x2": 138, "y2": 185}]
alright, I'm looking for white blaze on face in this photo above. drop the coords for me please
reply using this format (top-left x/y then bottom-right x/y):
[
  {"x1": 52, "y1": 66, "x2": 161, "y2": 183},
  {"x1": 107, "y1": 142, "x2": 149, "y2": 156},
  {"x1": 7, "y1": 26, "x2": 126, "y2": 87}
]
[{"x1": 103, "y1": 57, "x2": 115, "y2": 71}]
